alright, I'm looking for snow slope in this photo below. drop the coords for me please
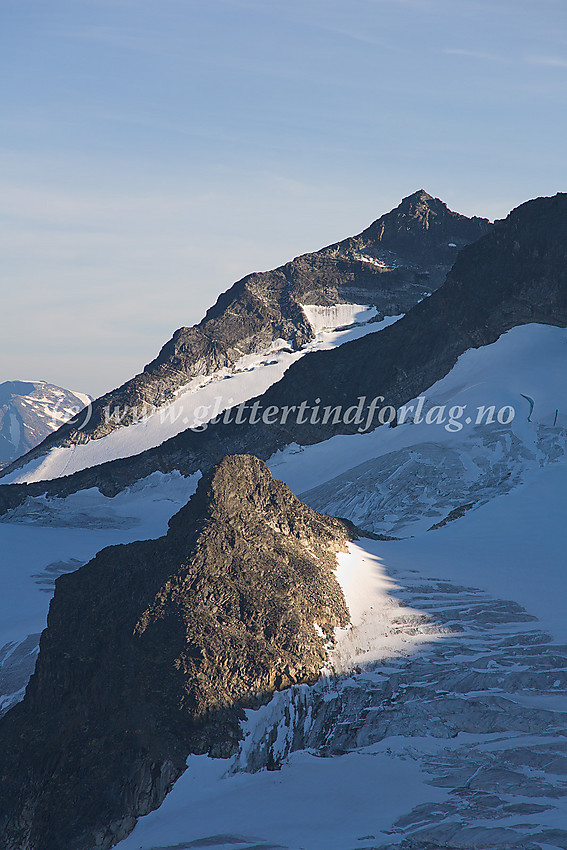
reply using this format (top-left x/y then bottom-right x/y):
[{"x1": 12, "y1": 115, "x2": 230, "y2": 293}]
[
  {"x1": 117, "y1": 746, "x2": 446, "y2": 850},
  {"x1": 300, "y1": 303, "x2": 378, "y2": 332},
  {"x1": 2, "y1": 309, "x2": 402, "y2": 485},
  {"x1": 269, "y1": 323, "x2": 567, "y2": 536},
  {"x1": 328, "y1": 542, "x2": 441, "y2": 673}
]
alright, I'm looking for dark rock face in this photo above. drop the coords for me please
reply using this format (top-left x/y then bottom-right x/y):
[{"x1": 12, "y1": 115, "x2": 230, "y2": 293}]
[
  {"x1": 339, "y1": 188, "x2": 488, "y2": 264},
  {"x1": 0, "y1": 381, "x2": 90, "y2": 469},
  {"x1": 0, "y1": 455, "x2": 351, "y2": 850},
  {"x1": 263, "y1": 190, "x2": 567, "y2": 423},
  {"x1": 1, "y1": 190, "x2": 490, "y2": 474},
  {"x1": 0, "y1": 191, "x2": 561, "y2": 515}
]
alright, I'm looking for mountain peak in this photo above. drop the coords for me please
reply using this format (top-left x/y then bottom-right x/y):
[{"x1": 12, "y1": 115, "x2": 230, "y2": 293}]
[
  {"x1": 401, "y1": 188, "x2": 435, "y2": 204},
  {"x1": 0, "y1": 380, "x2": 91, "y2": 470},
  {"x1": 169, "y1": 454, "x2": 352, "y2": 558},
  {"x1": 358, "y1": 189, "x2": 491, "y2": 258}
]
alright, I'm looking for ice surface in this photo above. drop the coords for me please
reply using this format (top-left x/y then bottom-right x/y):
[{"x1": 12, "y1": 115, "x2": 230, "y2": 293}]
[
  {"x1": 300, "y1": 303, "x2": 378, "y2": 332},
  {"x1": 269, "y1": 323, "x2": 567, "y2": 531},
  {"x1": 3, "y1": 322, "x2": 567, "y2": 848}
]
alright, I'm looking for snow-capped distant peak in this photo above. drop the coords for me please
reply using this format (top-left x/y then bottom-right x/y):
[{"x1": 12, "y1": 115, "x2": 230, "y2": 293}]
[{"x1": 0, "y1": 381, "x2": 92, "y2": 470}]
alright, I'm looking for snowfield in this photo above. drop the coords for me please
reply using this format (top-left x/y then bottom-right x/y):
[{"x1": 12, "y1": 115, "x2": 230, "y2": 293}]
[
  {"x1": 270, "y1": 322, "x2": 567, "y2": 534},
  {"x1": 1, "y1": 307, "x2": 402, "y2": 485}
]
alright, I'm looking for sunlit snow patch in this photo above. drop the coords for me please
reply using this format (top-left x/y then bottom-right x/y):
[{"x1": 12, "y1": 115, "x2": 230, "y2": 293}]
[
  {"x1": 300, "y1": 302, "x2": 378, "y2": 332},
  {"x1": 328, "y1": 541, "x2": 440, "y2": 672}
]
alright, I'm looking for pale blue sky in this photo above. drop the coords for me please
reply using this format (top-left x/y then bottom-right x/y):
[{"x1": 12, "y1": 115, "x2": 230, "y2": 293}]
[{"x1": 2, "y1": 0, "x2": 566, "y2": 396}]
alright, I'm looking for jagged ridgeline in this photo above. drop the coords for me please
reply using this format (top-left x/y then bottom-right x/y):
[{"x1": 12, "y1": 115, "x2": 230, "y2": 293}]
[
  {"x1": 0, "y1": 456, "x2": 353, "y2": 850},
  {"x1": 3, "y1": 189, "x2": 490, "y2": 469},
  {"x1": 0, "y1": 191, "x2": 565, "y2": 513}
]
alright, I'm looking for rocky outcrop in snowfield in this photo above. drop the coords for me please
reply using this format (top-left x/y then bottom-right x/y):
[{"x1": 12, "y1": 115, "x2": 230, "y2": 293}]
[
  {"x1": 119, "y1": 548, "x2": 567, "y2": 850},
  {"x1": 0, "y1": 456, "x2": 353, "y2": 850}
]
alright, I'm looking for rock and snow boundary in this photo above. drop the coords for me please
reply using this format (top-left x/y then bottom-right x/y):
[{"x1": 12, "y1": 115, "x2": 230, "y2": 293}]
[
  {"x1": 3, "y1": 452, "x2": 567, "y2": 849},
  {"x1": 119, "y1": 515, "x2": 567, "y2": 850},
  {"x1": 2, "y1": 307, "x2": 402, "y2": 485},
  {"x1": 328, "y1": 541, "x2": 441, "y2": 674}
]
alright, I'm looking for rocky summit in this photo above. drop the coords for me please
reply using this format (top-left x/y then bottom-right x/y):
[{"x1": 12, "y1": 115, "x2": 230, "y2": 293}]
[
  {"x1": 3, "y1": 190, "x2": 490, "y2": 467},
  {"x1": 0, "y1": 455, "x2": 352, "y2": 850}
]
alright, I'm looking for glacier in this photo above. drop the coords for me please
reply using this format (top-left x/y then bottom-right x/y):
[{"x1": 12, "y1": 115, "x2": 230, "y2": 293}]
[{"x1": 1, "y1": 322, "x2": 567, "y2": 849}]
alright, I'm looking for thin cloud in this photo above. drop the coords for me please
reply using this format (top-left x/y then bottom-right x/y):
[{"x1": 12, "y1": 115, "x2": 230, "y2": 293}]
[
  {"x1": 443, "y1": 48, "x2": 509, "y2": 63},
  {"x1": 60, "y1": 25, "x2": 183, "y2": 57},
  {"x1": 528, "y1": 55, "x2": 567, "y2": 69}
]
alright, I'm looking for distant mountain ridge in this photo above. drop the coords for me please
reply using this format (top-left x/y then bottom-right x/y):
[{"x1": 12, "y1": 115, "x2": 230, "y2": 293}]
[
  {"x1": 0, "y1": 190, "x2": 563, "y2": 514},
  {"x1": 1, "y1": 190, "x2": 490, "y2": 476},
  {"x1": 0, "y1": 381, "x2": 91, "y2": 470}
]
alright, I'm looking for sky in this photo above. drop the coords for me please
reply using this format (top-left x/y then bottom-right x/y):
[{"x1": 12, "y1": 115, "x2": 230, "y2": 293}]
[{"x1": 1, "y1": 0, "x2": 567, "y2": 397}]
